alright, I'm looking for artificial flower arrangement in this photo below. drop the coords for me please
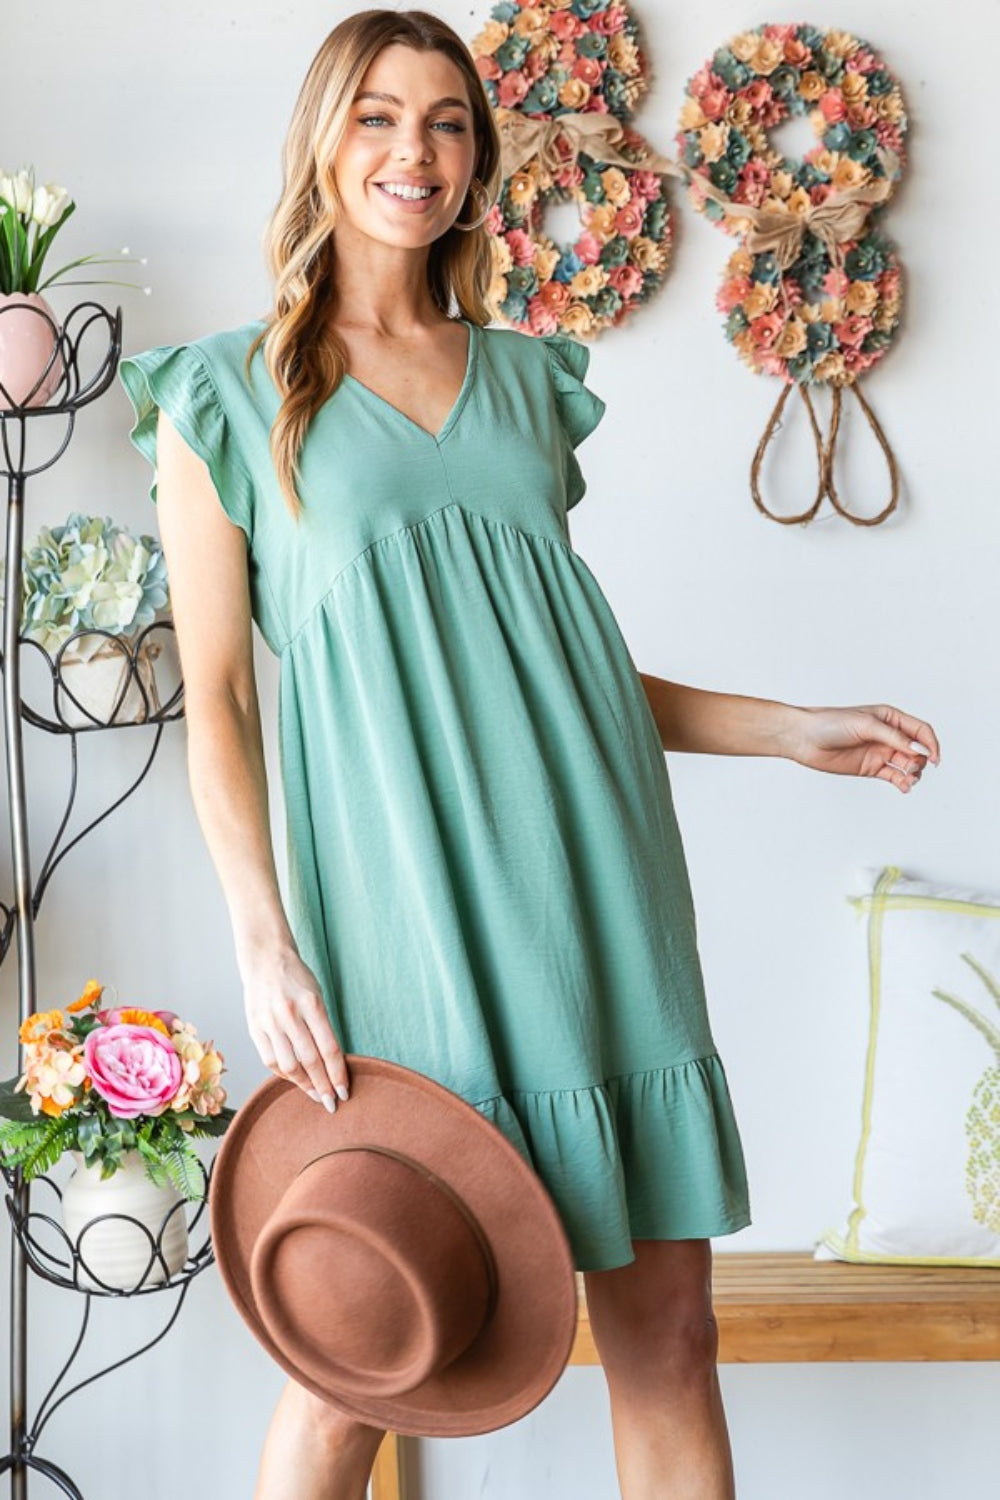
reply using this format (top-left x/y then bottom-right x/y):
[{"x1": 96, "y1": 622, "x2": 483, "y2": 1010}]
[
  {"x1": 0, "y1": 980, "x2": 234, "y2": 1200},
  {"x1": 0, "y1": 164, "x2": 145, "y2": 296},
  {"x1": 674, "y1": 23, "x2": 908, "y2": 387},
  {"x1": 472, "y1": 0, "x2": 675, "y2": 337},
  {"x1": 0, "y1": 510, "x2": 169, "y2": 662}
]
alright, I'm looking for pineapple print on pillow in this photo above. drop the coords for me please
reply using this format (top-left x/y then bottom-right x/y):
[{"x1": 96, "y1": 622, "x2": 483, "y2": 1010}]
[
  {"x1": 933, "y1": 954, "x2": 1000, "y2": 1237},
  {"x1": 817, "y1": 865, "x2": 1000, "y2": 1266}
]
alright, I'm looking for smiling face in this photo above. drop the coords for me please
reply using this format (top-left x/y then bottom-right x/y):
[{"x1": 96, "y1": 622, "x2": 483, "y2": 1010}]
[{"x1": 331, "y1": 43, "x2": 479, "y2": 250}]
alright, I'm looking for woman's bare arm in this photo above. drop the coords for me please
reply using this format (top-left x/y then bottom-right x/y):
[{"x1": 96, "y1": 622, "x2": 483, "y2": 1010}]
[{"x1": 154, "y1": 409, "x2": 349, "y2": 1108}]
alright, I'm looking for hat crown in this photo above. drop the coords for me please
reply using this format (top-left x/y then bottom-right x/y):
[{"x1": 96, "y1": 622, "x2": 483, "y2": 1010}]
[{"x1": 249, "y1": 1145, "x2": 497, "y2": 1399}]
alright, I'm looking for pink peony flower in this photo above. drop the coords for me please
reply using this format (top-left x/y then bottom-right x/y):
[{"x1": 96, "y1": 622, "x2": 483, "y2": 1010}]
[
  {"x1": 498, "y1": 70, "x2": 530, "y2": 109},
  {"x1": 84, "y1": 1024, "x2": 183, "y2": 1119}
]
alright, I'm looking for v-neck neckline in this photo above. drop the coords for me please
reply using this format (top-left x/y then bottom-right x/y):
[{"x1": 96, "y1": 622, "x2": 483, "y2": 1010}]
[{"x1": 343, "y1": 317, "x2": 478, "y2": 445}]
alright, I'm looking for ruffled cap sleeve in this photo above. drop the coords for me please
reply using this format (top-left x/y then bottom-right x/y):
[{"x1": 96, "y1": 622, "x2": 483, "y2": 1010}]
[
  {"x1": 118, "y1": 342, "x2": 252, "y2": 537},
  {"x1": 540, "y1": 332, "x2": 607, "y2": 449}
]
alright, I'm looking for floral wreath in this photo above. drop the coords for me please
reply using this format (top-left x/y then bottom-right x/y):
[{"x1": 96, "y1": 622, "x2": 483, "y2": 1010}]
[
  {"x1": 471, "y1": 0, "x2": 677, "y2": 338},
  {"x1": 675, "y1": 24, "x2": 909, "y2": 525}
]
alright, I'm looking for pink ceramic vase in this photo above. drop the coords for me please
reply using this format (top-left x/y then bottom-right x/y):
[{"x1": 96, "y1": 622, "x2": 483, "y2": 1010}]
[{"x1": 0, "y1": 291, "x2": 65, "y2": 410}]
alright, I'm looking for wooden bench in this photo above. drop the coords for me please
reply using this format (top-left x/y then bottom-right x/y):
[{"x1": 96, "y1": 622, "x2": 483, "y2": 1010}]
[{"x1": 369, "y1": 1251, "x2": 1000, "y2": 1500}]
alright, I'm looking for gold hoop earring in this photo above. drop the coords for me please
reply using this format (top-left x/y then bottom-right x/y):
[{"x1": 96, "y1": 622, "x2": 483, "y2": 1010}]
[{"x1": 452, "y1": 177, "x2": 492, "y2": 232}]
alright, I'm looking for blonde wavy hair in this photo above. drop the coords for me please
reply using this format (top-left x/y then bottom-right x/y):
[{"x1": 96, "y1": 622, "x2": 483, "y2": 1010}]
[{"x1": 245, "y1": 8, "x2": 503, "y2": 520}]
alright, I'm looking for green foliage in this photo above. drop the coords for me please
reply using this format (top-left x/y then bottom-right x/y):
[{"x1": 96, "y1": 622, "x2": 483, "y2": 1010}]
[{"x1": 0, "y1": 1113, "x2": 77, "y2": 1179}]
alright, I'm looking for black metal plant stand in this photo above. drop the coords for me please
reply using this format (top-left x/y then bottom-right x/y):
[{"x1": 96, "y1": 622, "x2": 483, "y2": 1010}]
[{"x1": 0, "y1": 299, "x2": 212, "y2": 1499}]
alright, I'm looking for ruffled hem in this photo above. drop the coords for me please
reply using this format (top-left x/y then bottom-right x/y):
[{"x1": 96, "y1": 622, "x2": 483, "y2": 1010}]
[{"x1": 470, "y1": 1054, "x2": 752, "y2": 1272}]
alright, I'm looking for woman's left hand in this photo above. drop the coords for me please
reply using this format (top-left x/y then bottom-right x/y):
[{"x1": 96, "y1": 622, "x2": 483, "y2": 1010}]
[{"x1": 784, "y1": 703, "x2": 941, "y2": 793}]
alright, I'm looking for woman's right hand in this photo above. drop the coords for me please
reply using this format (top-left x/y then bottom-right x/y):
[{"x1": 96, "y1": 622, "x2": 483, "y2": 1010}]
[{"x1": 240, "y1": 943, "x2": 350, "y2": 1112}]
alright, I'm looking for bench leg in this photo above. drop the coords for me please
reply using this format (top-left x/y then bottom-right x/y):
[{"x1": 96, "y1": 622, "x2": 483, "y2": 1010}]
[{"x1": 370, "y1": 1431, "x2": 407, "y2": 1500}]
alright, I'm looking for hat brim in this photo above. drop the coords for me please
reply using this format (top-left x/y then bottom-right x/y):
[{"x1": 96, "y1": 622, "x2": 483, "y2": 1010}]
[{"x1": 209, "y1": 1055, "x2": 578, "y2": 1436}]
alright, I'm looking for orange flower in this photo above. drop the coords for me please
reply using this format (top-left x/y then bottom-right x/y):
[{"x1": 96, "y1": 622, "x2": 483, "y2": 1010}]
[
  {"x1": 19, "y1": 1009, "x2": 69, "y2": 1045},
  {"x1": 68, "y1": 979, "x2": 104, "y2": 1013},
  {"x1": 109, "y1": 1008, "x2": 171, "y2": 1035}
]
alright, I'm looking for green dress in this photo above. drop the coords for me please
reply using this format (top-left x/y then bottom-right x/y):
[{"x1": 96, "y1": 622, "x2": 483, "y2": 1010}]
[{"x1": 119, "y1": 317, "x2": 751, "y2": 1271}]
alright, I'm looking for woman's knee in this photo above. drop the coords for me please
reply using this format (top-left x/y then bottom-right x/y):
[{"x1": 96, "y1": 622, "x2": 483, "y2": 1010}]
[{"x1": 583, "y1": 1238, "x2": 720, "y2": 1383}]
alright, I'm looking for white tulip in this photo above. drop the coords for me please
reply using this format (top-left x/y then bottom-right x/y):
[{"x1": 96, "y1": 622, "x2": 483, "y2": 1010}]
[
  {"x1": 7, "y1": 169, "x2": 35, "y2": 215},
  {"x1": 31, "y1": 182, "x2": 71, "y2": 229}
]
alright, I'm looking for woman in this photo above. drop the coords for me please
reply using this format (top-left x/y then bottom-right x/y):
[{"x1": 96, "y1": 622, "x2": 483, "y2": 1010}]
[{"x1": 119, "y1": 10, "x2": 940, "y2": 1499}]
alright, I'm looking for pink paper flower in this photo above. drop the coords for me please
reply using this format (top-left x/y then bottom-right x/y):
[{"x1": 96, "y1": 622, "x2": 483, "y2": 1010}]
[
  {"x1": 749, "y1": 312, "x2": 784, "y2": 351},
  {"x1": 475, "y1": 54, "x2": 501, "y2": 83},
  {"x1": 505, "y1": 228, "x2": 536, "y2": 266},
  {"x1": 527, "y1": 298, "x2": 562, "y2": 336},
  {"x1": 614, "y1": 202, "x2": 645, "y2": 237},
  {"x1": 834, "y1": 315, "x2": 874, "y2": 349},
  {"x1": 550, "y1": 10, "x2": 584, "y2": 41},
  {"x1": 608, "y1": 263, "x2": 644, "y2": 298},
  {"x1": 572, "y1": 56, "x2": 603, "y2": 88},
  {"x1": 717, "y1": 275, "x2": 753, "y2": 312},
  {"x1": 84, "y1": 1024, "x2": 183, "y2": 1119},
  {"x1": 701, "y1": 87, "x2": 731, "y2": 121},
  {"x1": 575, "y1": 230, "x2": 604, "y2": 265},
  {"x1": 819, "y1": 90, "x2": 846, "y2": 123},
  {"x1": 498, "y1": 70, "x2": 530, "y2": 109}
]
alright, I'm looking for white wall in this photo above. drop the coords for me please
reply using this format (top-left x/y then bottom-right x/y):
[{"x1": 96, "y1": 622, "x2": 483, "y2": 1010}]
[{"x1": 2, "y1": 3, "x2": 997, "y2": 1497}]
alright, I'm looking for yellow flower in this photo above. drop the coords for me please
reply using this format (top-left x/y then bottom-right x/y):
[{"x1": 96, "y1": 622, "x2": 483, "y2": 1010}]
[
  {"x1": 872, "y1": 91, "x2": 905, "y2": 123},
  {"x1": 751, "y1": 38, "x2": 784, "y2": 75},
  {"x1": 832, "y1": 157, "x2": 869, "y2": 192},
  {"x1": 631, "y1": 236, "x2": 668, "y2": 273},
  {"x1": 535, "y1": 244, "x2": 561, "y2": 282},
  {"x1": 814, "y1": 350, "x2": 848, "y2": 383},
  {"x1": 874, "y1": 301, "x2": 899, "y2": 332},
  {"x1": 512, "y1": 8, "x2": 550, "y2": 39},
  {"x1": 679, "y1": 97, "x2": 707, "y2": 131},
  {"x1": 800, "y1": 72, "x2": 826, "y2": 102},
  {"x1": 744, "y1": 282, "x2": 779, "y2": 319},
  {"x1": 787, "y1": 187, "x2": 812, "y2": 218},
  {"x1": 820, "y1": 297, "x2": 845, "y2": 323},
  {"x1": 569, "y1": 264, "x2": 607, "y2": 298},
  {"x1": 507, "y1": 170, "x2": 537, "y2": 209},
  {"x1": 771, "y1": 170, "x2": 794, "y2": 200},
  {"x1": 698, "y1": 123, "x2": 729, "y2": 165},
  {"x1": 727, "y1": 247, "x2": 755, "y2": 278},
  {"x1": 726, "y1": 98, "x2": 753, "y2": 129},
  {"x1": 587, "y1": 203, "x2": 618, "y2": 239},
  {"x1": 824, "y1": 29, "x2": 860, "y2": 59},
  {"x1": 775, "y1": 318, "x2": 808, "y2": 358},
  {"x1": 846, "y1": 281, "x2": 879, "y2": 315},
  {"x1": 798, "y1": 302, "x2": 823, "y2": 324},
  {"x1": 490, "y1": 235, "x2": 514, "y2": 274},
  {"x1": 608, "y1": 34, "x2": 639, "y2": 74},
  {"x1": 560, "y1": 303, "x2": 597, "y2": 338},
  {"x1": 841, "y1": 73, "x2": 869, "y2": 106},
  {"x1": 812, "y1": 149, "x2": 839, "y2": 179},
  {"x1": 730, "y1": 31, "x2": 762, "y2": 63},
  {"x1": 558, "y1": 78, "x2": 590, "y2": 111},
  {"x1": 599, "y1": 167, "x2": 630, "y2": 208},
  {"x1": 472, "y1": 19, "x2": 509, "y2": 56}
]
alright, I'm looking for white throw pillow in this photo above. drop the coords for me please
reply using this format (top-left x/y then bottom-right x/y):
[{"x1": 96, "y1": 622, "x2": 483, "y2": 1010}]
[{"x1": 816, "y1": 864, "x2": 1000, "y2": 1265}]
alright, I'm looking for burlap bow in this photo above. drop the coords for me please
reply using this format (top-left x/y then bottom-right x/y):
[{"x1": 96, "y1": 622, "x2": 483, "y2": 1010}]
[
  {"x1": 497, "y1": 106, "x2": 898, "y2": 272},
  {"x1": 680, "y1": 148, "x2": 901, "y2": 270},
  {"x1": 496, "y1": 107, "x2": 684, "y2": 187}
]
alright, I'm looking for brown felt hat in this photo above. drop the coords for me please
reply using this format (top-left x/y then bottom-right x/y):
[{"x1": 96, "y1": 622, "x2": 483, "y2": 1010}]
[{"x1": 208, "y1": 1054, "x2": 578, "y2": 1436}]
